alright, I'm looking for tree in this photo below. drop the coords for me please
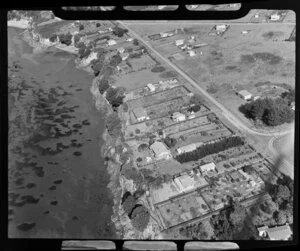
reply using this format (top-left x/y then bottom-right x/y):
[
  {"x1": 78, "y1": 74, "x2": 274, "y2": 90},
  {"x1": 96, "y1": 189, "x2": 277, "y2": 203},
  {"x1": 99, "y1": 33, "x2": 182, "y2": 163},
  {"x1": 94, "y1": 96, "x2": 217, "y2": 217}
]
[
  {"x1": 73, "y1": 34, "x2": 81, "y2": 46},
  {"x1": 133, "y1": 39, "x2": 139, "y2": 46},
  {"x1": 190, "y1": 93, "x2": 204, "y2": 106},
  {"x1": 112, "y1": 26, "x2": 128, "y2": 37},
  {"x1": 79, "y1": 23, "x2": 84, "y2": 31},
  {"x1": 106, "y1": 112, "x2": 122, "y2": 137},
  {"x1": 109, "y1": 54, "x2": 122, "y2": 67},
  {"x1": 98, "y1": 79, "x2": 110, "y2": 94},
  {"x1": 163, "y1": 136, "x2": 177, "y2": 148},
  {"x1": 96, "y1": 22, "x2": 101, "y2": 27},
  {"x1": 58, "y1": 33, "x2": 73, "y2": 46},
  {"x1": 130, "y1": 205, "x2": 150, "y2": 232},
  {"x1": 49, "y1": 34, "x2": 58, "y2": 42},
  {"x1": 273, "y1": 210, "x2": 287, "y2": 225}
]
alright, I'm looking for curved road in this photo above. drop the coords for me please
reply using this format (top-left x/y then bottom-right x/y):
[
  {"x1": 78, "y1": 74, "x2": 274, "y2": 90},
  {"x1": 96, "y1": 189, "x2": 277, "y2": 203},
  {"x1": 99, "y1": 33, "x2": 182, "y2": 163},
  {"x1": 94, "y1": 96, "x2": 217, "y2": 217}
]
[{"x1": 117, "y1": 20, "x2": 292, "y2": 138}]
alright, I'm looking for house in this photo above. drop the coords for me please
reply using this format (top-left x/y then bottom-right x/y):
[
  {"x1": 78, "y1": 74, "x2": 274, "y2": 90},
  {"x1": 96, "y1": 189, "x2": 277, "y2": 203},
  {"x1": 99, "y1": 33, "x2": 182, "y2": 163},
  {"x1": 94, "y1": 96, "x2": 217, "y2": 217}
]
[
  {"x1": 188, "y1": 113, "x2": 196, "y2": 119},
  {"x1": 147, "y1": 83, "x2": 156, "y2": 92},
  {"x1": 172, "y1": 112, "x2": 186, "y2": 122},
  {"x1": 238, "y1": 90, "x2": 252, "y2": 101},
  {"x1": 190, "y1": 5, "x2": 198, "y2": 9},
  {"x1": 132, "y1": 107, "x2": 148, "y2": 122},
  {"x1": 174, "y1": 174, "x2": 194, "y2": 193},
  {"x1": 176, "y1": 144, "x2": 197, "y2": 154},
  {"x1": 107, "y1": 39, "x2": 116, "y2": 46},
  {"x1": 253, "y1": 96, "x2": 260, "y2": 101},
  {"x1": 270, "y1": 13, "x2": 280, "y2": 21},
  {"x1": 179, "y1": 44, "x2": 187, "y2": 50},
  {"x1": 216, "y1": 24, "x2": 227, "y2": 32},
  {"x1": 200, "y1": 162, "x2": 216, "y2": 172},
  {"x1": 117, "y1": 47, "x2": 125, "y2": 53},
  {"x1": 257, "y1": 224, "x2": 292, "y2": 240},
  {"x1": 188, "y1": 50, "x2": 196, "y2": 57},
  {"x1": 120, "y1": 52, "x2": 129, "y2": 61},
  {"x1": 126, "y1": 37, "x2": 133, "y2": 42},
  {"x1": 175, "y1": 39, "x2": 185, "y2": 46},
  {"x1": 150, "y1": 141, "x2": 171, "y2": 160},
  {"x1": 290, "y1": 101, "x2": 295, "y2": 111},
  {"x1": 242, "y1": 30, "x2": 249, "y2": 34}
]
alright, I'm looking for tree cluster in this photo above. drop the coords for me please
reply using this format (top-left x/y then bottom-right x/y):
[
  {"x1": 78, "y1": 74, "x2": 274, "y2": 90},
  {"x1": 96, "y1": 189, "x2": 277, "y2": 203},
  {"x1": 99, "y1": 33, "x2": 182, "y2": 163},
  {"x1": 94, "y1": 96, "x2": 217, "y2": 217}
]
[
  {"x1": 106, "y1": 112, "x2": 122, "y2": 137},
  {"x1": 130, "y1": 205, "x2": 150, "y2": 232},
  {"x1": 91, "y1": 53, "x2": 105, "y2": 76},
  {"x1": 190, "y1": 93, "x2": 204, "y2": 106},
  {"x1": 78, "y1": 43, "x2": 92, "y2": 59},
  {"x1": 188, "y1": 105, "x2": 201, "y2": 113},
  {"x1": 179, "y1": 221, "x2": 214, "y2": 240},
  {"x1": 49, "y1": 34, "x2": 58, "y2": 43},
  {"x1": 105, "y1": 87, "x2": 126, "y2": 110},
  {"x1": 211, "y1": 200, "x2": 258, "y2": 240},
  {"x1": 112, "y1": 26, "x2": 128, "y2": 37},
  {"x1": 163, "y1": 136, "x2": 177, "y2": 148},
  {"x1": 239, "y1": 97, "x2": 294, "y2": 126},
  {"x1": 281, "y1": 89, "x2": 295, "y2": 105},
  {"x1": 176, "y1": 136, "x2": 244, "y2": 163},
  {"x1": 58, "y1": 33, "x2": 73, "y2": 46}
]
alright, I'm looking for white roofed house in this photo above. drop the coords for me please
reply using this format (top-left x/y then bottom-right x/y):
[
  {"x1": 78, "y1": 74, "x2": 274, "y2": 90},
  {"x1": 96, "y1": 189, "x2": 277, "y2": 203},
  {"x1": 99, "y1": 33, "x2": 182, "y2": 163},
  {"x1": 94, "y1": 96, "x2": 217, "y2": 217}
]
[
  {"x1": 238, "y1": 90, "x2": 252, "y2": 101},
  {"x1": 175, "y1": 39, "x2": 185, "y2": 46},
  {"x1": 147, "y1": 83, "x2": 156, "y2": 92},
  {"x1": 150, "y1": 141, "x2": 172, "y2": 160},
  {"x1": 172, "y1": 112, "x2": 186, "y2": 122},
  {"x1": 270, "y1": 13, "x2": 280, "y2": 21},
  {"x1": 107, "y1": 39, "x2": 116, "y2": 46},
  {"x1": 200, "y1": 162, "x2": 216, "y2": 173},
  {"x1": 257, "y1": 224, "x2": 292, "y2": 240},
  {"x1": 188, "y1": 50, "x2": 196, "y2": 57},
  {"x1": 120, "y1": 52, "x2": 129, "y2": 61},
  {"x1": 176, "y1": 143, "x2": 197, "y2": 154},
  {"x1": 216, "y1": 24, "x2": 227, "y2": 32},
  {"x1": 174, "y1": 174, "x2": 194, "y2": 193}
]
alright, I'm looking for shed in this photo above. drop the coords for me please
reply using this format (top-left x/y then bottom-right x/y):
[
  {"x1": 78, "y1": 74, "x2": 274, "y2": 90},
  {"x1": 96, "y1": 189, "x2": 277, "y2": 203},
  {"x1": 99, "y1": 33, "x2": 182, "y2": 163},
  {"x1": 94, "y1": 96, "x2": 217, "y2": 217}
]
[
  {"x1": 147, "y1": 83, "x2": 156, "y2": 92},
  {"x1": 132, "y1": 107, "x2": 147, "y2": 122},
  {"x1": 172, "y1": 112, "x2": 186, "y2": 122},
  {"x1": 175, "y1": 39, "x2": 185, "y2": 46},
  {"x1": 120, "y1": 52, "x2": 129, "y2": 61},
  {"x1": 188, "y1": 50, "x2": 196, "y2": 57},
  {"x1": 238, "y1": 90, "x2": 252, "y2": 100},
  {"x1": 107, "y1": 39, "x2": 116, "y2": 46}
]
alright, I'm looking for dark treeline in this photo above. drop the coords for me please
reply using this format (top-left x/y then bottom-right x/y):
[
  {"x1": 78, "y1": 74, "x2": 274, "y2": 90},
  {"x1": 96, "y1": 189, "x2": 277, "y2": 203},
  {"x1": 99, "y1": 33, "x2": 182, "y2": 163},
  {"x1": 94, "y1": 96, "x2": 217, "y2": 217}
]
[{"x1": 176, "y1": 136, "x2": 244, "y2": 163}]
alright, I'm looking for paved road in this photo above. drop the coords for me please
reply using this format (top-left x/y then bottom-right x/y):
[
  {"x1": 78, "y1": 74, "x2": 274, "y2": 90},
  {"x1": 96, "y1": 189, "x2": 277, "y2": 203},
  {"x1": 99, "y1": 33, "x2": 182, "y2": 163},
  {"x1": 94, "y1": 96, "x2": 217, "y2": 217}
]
[{"x1": 117, "y1": 20, "x2": 292, "y2": 138}]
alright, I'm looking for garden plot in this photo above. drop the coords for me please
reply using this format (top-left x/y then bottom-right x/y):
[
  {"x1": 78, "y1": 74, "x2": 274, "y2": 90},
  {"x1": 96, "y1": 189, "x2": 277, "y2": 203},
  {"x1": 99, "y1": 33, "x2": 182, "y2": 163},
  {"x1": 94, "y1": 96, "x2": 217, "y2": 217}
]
[
  {"x1": 251, "y1": 160, "x2": 274, "y2": 182},
  {"x1": 124, "y1": 122, "x2": 150, "y2": 139},
  {"x1": 157, "y1": 191, "x2": 211, "y2": 228},
  {"x1": 155, "y1": 159, "x2": 185, "y2": 176},
  {"x1": 146, "y1": 97, "x2": 190, "y2": 120},
  {"x1": 126, "y1": 140, "x2": 156, "y2": 166},
  {"x1": 201, "y1": 169, "x2": 265, "y2": 211},
  {"x1": 127, "y1": 53, "x2": 157, "y2": 72}
]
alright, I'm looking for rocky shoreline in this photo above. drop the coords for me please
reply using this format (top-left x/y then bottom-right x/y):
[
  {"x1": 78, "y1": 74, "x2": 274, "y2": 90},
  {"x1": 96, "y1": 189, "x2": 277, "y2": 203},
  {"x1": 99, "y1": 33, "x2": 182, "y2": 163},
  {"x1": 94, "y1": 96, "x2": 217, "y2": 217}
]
[{"x1": 18, "y1": 23, "x2": 163, "y2": 239}]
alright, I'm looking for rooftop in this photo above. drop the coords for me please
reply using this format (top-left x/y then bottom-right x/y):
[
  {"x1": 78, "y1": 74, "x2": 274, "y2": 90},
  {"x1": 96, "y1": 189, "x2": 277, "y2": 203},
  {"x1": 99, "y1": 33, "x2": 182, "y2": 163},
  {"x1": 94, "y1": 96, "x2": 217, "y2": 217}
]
[
  {"x1": 150, "y1": 141, "x2": 170, "y2": 155},
  {"x1": 176, "y1": 174, "x2": 194, "y2": 189},
  {"x1": 267, "y1": 225, "x2": 292, "y2": 240},
  {"x1": 238, "y1": 90, "x2": 252, "y2": 97}
]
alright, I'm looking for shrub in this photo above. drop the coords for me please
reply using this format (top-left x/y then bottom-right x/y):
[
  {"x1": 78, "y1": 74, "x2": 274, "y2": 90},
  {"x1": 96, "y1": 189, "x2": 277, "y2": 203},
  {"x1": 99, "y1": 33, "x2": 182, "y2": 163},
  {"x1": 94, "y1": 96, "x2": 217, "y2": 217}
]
[
  {"x1": 49, "y1": 34, "x2": 58, "y2": 42},
  {"x1": 130, "y1": 205, "x2": 150, "y2": 231},
  {"x1": 96, "y1": 22, "x2": 101, "y2": 27},
  {"x1": 58, "y1": 33, "x2": 73, "y2": 46},
  {"x1": 190, "y1": 93, "x2": 204, "y2": 106},
  {"x1": 98, "y1": 79, "x2": 110, "y2": 94},
  {"x1": 112, "y1": 26, "x2": 128, "y2": 37},
  {"x1": 133, "y1": 39, "x2": 139, "y2": 46},
  {"x1": 122, "y1": 193, "x2": 136, "y2": 216},
  {"x1": 163, "y1": 136, "x2": 177, "y2": 148},
  {"x1": 79, "y1": 24, "x2": 84, "y2": 31}
]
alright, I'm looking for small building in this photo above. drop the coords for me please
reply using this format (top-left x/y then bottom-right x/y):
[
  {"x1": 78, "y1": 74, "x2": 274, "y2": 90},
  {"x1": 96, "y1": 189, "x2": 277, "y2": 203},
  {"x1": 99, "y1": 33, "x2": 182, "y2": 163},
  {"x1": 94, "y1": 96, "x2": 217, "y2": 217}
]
[
  {"x1": 179, "y1": 44, "x2": 187, "y2": 50},
  {"x1": 160, "y1": 32, "x2": 169, "y2": 38},
  {"x1": 175, "y1": 39, "x2": 185, "y2": 46},
  {"x1": 126, "y1": 37, "x2": 133, "y2": 42},
  {"x1": 270, "y1": 13, "x2": 280, "y2": 21},
  {"x1": 253, "y1": 96, "x2": 260, "y2": 101},
  {"x1": 188, "y1": 113, "x2": 196, "y2": 119},
  {"x1": 132, "y1": 107, "x2": 147, "y2": 122},
  {"x1": 254, "y1": 13, "x2": 259, "y2": 18},
  {"x1": 172, "y1": 112, "x2": 186, "y2": 122},
  {"x1": 242, "y1": 30, "x2": 249, "y2": 34},
  {"x1": 117, "y1": 47, "x2": 125, "y2": 53},
  {"x1": 200, "y1": 162, "x2": 216, "y2": 173},
  {"x1": 257, "y1": 224, "x2": 292, "y2": 240},
  {"x1": 147, "y1": 83, "x2": 156, "y2": 92},
  {"x1": 238, "y1": 90, "x2": 252, "y2": 101},
  {"x1": 290, "y1": 101, "x2": 295, "y2": 111},
  {"x1": 177, "y1": 144, "x2": 197, "y2": 154},
  {"x1": 174, "y1": 174, "x2": 194, "y2": 193},
  {"x1": 107, "y1": 39, "x2": 116, "y2": 46},
  {"x1": 216, "y1": 24, "x2": 227, "y2": 32},
  {"x1": 188, "y1": 50, "x2": 196, "y2": 57},
  {"x1": 120, "y1": 52, "x2": 129, "y2": 61},
  {"x1": 150, "y1": 141, "x2": 171, "y2": 160},
  {"x1": 190, "y1": 5, "x2": 198, "y2": 9}
]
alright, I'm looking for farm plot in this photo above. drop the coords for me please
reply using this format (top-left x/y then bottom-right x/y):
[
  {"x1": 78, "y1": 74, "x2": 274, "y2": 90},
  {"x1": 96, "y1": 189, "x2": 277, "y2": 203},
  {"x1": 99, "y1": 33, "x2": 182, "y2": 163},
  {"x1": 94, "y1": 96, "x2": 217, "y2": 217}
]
[
  {"x1": 201, "y1": 169, "x2": 265, "y2": 211},
  {"x1": 157, "y1": 191, "x2": 211, "y2": 228}
]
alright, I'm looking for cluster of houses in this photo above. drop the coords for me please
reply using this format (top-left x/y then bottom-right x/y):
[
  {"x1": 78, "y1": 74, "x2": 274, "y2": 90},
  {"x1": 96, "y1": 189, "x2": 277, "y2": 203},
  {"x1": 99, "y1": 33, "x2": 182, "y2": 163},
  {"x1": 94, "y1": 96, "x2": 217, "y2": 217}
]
[{"x1": 174, "y1": 37, "x2": 208, "y2": 57}]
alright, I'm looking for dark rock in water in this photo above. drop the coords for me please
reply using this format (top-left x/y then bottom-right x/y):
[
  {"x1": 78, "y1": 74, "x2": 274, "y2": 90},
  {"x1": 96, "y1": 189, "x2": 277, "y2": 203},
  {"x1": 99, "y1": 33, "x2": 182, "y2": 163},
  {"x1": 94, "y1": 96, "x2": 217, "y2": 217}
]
[
  {"x1": 82, "y1": 120, "x2": 90, "y2": 126},
  {"x1": 73, "y1": 124, "x2": 82, "y2": 129},
  {"x1": 86, "y1": 139, "x2": 92, "y2": 142},
  {"x1": 72, "y1": 129, "x2": 78, "y2": 133},
  {"x1": 20, "y1": 195, "x2": 40, "y2": 204},
  {"x1": 26, "y1": 183, "x2": 36, "y2": 189},
  {"x1": 8, "y1": 208, "x2": 14, "y2": 216},
  {"x1": 17, "y1": 222, "x2": 36, "y2": 231},
  {"x1": 71, "y1": 139, "x2": 77, "y2": 142},
  {"x1": 71, "y1": 142, "x2": 83, "y2": 148},
  {"x1": 33, "y1": 166, "x2": 45, "y2": 177},
  {"x1": 53, "y1": 179, "x2": 63, "y2": 185},
  {"x1": 48, "y1": 185, "x2": 56, "y2": 191},
  {"x1": 50, "y1": 200, "x2": 58, "y2": 206},
  {"x1": 73, "y1": 151, "x2": 82, "y2": 156},
  {"x1": 75, "y1": 88, "x2": 82, "y2": 92},
  {"x1": 72, "y1": 216, "x2": 78, "y2": 220},
  {"x1": 44, "y1": 211, "x2": 50, "y2": 215},
  {"x1": 15, "y1": 177, "x2": 24, "y2": 186},
  {"x1": 40, "y1": 194, "x2": 44, "y2": 198}
]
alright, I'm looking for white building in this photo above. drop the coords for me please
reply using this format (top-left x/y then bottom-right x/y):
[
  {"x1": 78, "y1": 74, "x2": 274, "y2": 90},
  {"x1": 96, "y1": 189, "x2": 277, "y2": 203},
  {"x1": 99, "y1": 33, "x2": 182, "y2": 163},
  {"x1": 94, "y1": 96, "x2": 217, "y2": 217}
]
[
  {"x1": 174, "y1": 174, "x2": 194, "y2": 193},
  {"x1": 117, "y1": 47, "x2": 125, "y2": 53},
  {"x1": 150, "y1": 141, "x2": 171, "y2": 160},
  {"x1": 254, "y1": 13, "x2": 259, "y2": 18},
  {"x1": 126, "y1": 37, "x2": 133, "y2": 42},
  {"x1": 270, "y1": 13, "x2": 280, "y2": 21},
  {"x1": 216, "y1": 24, "x2": 227, "y2": 32},
  {"x1": 160, "y1": 32, "x2": 169, "y2": 38},
  {"x1": 157, "y1": 5, "x2": 167, "y2": 10},
  {"x1": 132, "y1": 107, "x2": 148, "y2": 122},
  {"x1": 120, "y1": 52, "x2": 129, "y2": 61},
  {"x1": 257, "y1": 224, "x2": 292, "y2": 240},
  {"x1": 291, "y1": 101, "x2": 295, "y2": 111},
  {"x1": 172, "y1": 112, "x2": 186, "y2": 122},
  {"x1": 107, "y1": 39, "x2": 117, "y2": 46},
  {"x1": 147, "y1": 83, "x2": 156, "y2": 92},
  {"x1": 188, "y1": 50, "x2": 196, "y2": 57},
  {"x1": 238, "y1": 90, "x2": 252, "y2": 101},
  {"x1": 176, "y1": 144, "x2": 197, "y2": 154},
  {"x1": 179, "y1": 44, "x2": 187, "y2": 50},
  {"x1": 200, "y1": 162, "x2": 216, "y2": 172},
  {"x1": 175, "y1": 39, "x2": 185, "y2": 46},
  {"x1": 190, "y1": 5, "x2": 198, "y2": 9},
  {"x1": 242, "y1": 30, "x2": 250, "y2": 34},
  {"x1": 253, "y1": 96, "x2": 260, "y2": 101}
]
